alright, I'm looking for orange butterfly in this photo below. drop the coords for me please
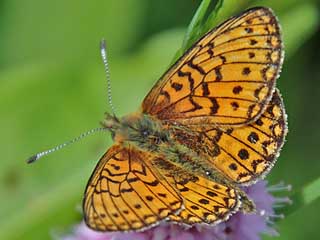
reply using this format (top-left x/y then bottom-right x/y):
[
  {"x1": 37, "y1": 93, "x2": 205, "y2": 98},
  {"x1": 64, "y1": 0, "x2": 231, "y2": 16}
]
[{"x1": 82, "y1": 7, "x2": 287, "y2": 231}]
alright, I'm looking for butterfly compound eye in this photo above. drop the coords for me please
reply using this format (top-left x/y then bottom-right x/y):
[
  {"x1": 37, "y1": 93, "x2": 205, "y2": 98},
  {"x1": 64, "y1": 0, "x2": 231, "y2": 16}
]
[{"x1": 142, "y1": 130, "x2": 150, "y2": 137}]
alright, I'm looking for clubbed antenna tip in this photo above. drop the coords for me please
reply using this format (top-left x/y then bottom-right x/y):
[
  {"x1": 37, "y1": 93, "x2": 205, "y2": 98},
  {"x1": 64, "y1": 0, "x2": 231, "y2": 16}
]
[
  {"x1": 26, "y1": 127, "x2": 107, "y2": 164},
  {"x1": 26, "y1": 154, "x2": 39, "y2": 164},
  {"x1": 100, "y1": 38, "x2": 106, "y2": 52}
]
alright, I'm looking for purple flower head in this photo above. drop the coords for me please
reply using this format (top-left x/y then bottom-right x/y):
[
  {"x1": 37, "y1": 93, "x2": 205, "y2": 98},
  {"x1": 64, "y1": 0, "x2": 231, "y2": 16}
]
[{"x1": 61, "y1": 180, "x2": 291, "y2": 240}]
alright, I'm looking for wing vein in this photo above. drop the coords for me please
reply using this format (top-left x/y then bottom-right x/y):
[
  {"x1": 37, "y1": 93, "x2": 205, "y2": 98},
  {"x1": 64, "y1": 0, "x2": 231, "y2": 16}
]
[{"x1": 219, "y1": 145, "x2": 255, "y2": 174}]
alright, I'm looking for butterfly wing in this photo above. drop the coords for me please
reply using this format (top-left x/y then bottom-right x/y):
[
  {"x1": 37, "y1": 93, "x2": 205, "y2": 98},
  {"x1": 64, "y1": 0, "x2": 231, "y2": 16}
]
[
  {"x1": 151, "y1": 157, "x2": 240, "y2": 225},
  {"x1": 169, "y1": 177, "x2": 240, "y2": 225},
  {"x1": 83, "y1": 144, "x2": 182, "y2": 231},
  {"x1": 142, "y1": 7, "x2": 283, "y2": 126},
  {"x1": 170, "y1": 89, "x2": 287, "y2": 185}
]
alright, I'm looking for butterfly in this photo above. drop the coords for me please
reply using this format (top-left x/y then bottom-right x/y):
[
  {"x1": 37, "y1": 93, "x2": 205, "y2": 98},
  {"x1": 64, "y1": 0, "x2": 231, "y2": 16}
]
[{"x1": 83, "y1": 7, "x2": 287, "y2": 231}]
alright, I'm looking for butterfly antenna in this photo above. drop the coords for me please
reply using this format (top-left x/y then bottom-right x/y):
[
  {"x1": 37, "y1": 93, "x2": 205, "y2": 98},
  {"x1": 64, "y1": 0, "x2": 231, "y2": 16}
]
[
  {"x1": 26, "y1": 127, "x2": 106, "y2": 164},
  {"x1": 100, "y1": 39, "x2": 116, "y2": 116}
]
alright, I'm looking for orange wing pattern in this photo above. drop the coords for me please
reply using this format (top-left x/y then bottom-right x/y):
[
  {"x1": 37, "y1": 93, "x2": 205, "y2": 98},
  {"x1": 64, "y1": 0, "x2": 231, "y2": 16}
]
[
  {"x1": 83, "y1": 145, "x2": 182, "y2": 231},
  {"x1": 142, "y1": 7, "x2": 283, "y2": 126},
  {"x1": 82, "y1": 7, "x2": 286, "y2": 232},
  {"x1": 203, "y1": 89, "x2": 287, "y2": 184},
  {"x1": 170, "y1": 89, "x2": 287, "y2": 185},
  {"x1": 151, "y1": 157, "x2": 240, "y2": 225},
  {"x1": 169, "y1": 177, "x2": 240, "y2": 225}
]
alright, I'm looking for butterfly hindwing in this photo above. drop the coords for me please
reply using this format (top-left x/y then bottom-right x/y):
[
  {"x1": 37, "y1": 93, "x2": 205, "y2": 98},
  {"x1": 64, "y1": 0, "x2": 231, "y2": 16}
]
[
  {"x1": 202, "y1": 89, "x2": 287, "y2": 184},
  {"x1": 169, "y1": 176, "x2": 240, "y2": 225},
  {"x1": 151, "y1": 157, "x2": 240, "y2": 225},
  {"x1": 142, "y1": 7, "x2": 283, "y2": 126},
  {"x1": 83, "y1": 145, "x2": 183, "y2": 231},
  {"x1": 170, "y1": 89, "x2": 287, "y2": 185}
]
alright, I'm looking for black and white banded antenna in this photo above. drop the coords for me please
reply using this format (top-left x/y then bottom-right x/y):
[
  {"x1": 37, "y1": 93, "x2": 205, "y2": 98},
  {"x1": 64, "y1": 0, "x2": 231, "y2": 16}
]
[
  {"x1": 26, "y1": 127, "x2": 106, "y2": 164},
  {"x1": 100, "y1": 39, "x2": 116, "y2": 116},
  {"x1": 26, "y1": 40, "x2": 117, "y2": 164}
]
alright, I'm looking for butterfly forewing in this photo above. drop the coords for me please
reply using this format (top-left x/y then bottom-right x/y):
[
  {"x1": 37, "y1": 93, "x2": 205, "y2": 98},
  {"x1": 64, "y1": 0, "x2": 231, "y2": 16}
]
[
  {"x1": 83, "y1": 145, "x2": 183, "y2": 231},
  {"x1": 142, "y1": 7, "x2": 283, "y2": 126}
]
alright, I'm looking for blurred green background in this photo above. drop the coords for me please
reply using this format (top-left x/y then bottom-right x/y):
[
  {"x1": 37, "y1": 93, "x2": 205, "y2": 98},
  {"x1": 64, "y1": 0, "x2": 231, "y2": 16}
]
[{"x1": 0, "y1": 0, "x2": 319, "y2": 239}]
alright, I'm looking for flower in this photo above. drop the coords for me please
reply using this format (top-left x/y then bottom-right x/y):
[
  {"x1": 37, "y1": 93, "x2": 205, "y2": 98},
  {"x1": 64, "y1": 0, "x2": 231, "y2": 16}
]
[{"x1": 61, "y1": 181, "x2": 291, "y2": 240}]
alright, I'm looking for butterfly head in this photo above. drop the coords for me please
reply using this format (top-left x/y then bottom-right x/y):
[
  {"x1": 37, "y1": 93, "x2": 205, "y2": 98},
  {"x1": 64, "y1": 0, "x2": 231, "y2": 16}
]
[
  {"x1": 100, "y1": 112, "x2": 121, "y2": 138},
  {"x1": 102, "y1": 112, "x2": 169, "y2": 151}
]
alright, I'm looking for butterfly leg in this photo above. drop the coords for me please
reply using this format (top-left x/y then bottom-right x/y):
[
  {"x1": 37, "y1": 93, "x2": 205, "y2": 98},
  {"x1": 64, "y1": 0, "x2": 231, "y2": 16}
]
[{"x1": 237, "y1": 189, "x2": 255, "y2": 213}]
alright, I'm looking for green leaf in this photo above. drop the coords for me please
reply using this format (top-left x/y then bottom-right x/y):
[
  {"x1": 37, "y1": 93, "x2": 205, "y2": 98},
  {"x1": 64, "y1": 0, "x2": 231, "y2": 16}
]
[
  {"x1": 202, "y1": 0, "x2": 249, "y2": 34},
  {"x1": 181, "y1": 0, "x2": 212, "y2": 51},
  {"x1": 172, "y1": 0, "x2": 225, "y2": 62},
  {"x1": 303, "y1": 178, "x2": 320, "y2": 205},
  {"x1": 282, "y1": 177, "x2": 320, "y2": 217}
]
